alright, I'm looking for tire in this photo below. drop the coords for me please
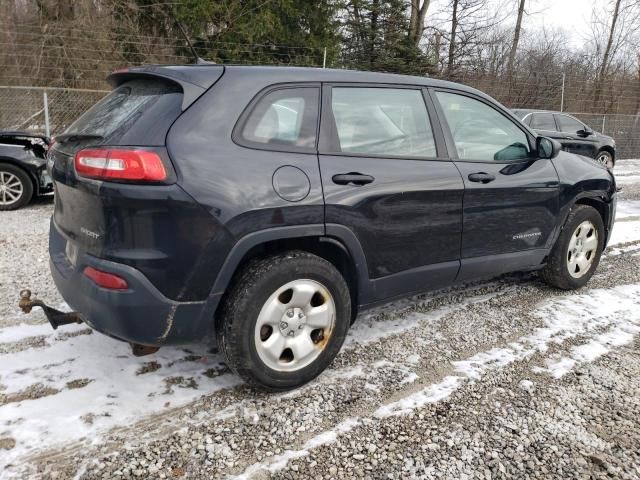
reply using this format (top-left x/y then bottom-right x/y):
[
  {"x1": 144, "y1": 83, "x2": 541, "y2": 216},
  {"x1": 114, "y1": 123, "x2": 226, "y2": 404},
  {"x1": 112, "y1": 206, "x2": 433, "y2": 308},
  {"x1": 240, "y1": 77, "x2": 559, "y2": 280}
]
[
  {"x1": 596, "y1": 150, "x2": 614, "y2": 169},
  {"x1": 0, "y1": 164, "x2": 33, "y2": 211},
  {"x1": 218, "y1": 251, "x2": 351, "y2": 391},
  {"x1": 540, "y1": 205, "x2": 605, "y2": 290}
]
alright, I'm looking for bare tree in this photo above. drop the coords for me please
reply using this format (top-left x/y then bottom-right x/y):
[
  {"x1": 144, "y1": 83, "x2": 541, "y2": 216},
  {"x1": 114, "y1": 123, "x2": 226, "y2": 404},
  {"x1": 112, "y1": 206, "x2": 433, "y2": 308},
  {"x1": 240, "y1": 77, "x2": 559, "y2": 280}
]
[
  {"x1": 408, "y1": 0, "x2": 432, "y2": 46},
  {"x1": 506, "y1": 0, "x2": 525, "y2": 75}
]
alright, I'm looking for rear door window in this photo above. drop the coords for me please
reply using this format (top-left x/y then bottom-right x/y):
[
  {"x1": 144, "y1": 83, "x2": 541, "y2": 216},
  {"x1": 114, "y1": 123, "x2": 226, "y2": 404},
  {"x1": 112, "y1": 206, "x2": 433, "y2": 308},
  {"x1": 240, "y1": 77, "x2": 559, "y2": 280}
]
[
  {"x1": 329, "y1": 87, "x2": 436, "y2": 157},
  {"x1": 530, "y1": 113, "x2": 557, "y2": 131},
  {"x1": 238, "y1": 87, "x2": 319, "y2": 151}
]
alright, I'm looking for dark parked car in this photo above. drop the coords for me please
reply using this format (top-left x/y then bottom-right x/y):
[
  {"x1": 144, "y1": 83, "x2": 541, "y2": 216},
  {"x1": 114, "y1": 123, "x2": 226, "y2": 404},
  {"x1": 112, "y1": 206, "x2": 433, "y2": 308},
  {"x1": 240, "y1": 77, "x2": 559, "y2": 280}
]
[
  {"x1": 0, "y1": 131, "x2": 52, "y2": 210},
  {"x1": 512, "y1": 109, "x2": 616, "y2": 169},
  {"x1": 23, "y1": 65, "x2": 616, "y2": 390}
]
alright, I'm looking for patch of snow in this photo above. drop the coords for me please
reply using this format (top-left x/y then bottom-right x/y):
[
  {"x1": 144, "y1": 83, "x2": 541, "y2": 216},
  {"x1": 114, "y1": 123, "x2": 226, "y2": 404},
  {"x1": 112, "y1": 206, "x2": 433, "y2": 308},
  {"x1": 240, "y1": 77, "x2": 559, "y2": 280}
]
[
  {"x1": 541, "y1": 357, "x2": 577, "y2": 379},
  {"x1": 346, "y1": 291, "x2": 503, "y2": 346},
  {"x1": 518, "y1": 379, "x2": 534, "y2": 391},
  {"x1": 539, "y1": 323, "x2": 639, "y2": 379},
  {"x1": 374, "y1": 376, "x2": 461, "y2": 417},
  {"x1": 0, "y1": 329, "x2": 241, "y2": 466},
  {"x1": 375, "y1": 284, "x2": 640, "y2": 417},
  {"x1": 405, "y1": 353, "x2": 421, "y2": 364},
  {"x1": 233, "y1": 418, "x2": 360, "y2": 479},
  {"x1": 608, "y1": 220, "x2": 640, "y2": 246},
  {"x1": 616, "y1": 200, "x2": 640, "y2": 219},
  {"x1": 615, "y1": 175, "x2": 640, "y2": 185},
  {"x1": 400, "y1": 372, "x2": 420, "y2": 385}
]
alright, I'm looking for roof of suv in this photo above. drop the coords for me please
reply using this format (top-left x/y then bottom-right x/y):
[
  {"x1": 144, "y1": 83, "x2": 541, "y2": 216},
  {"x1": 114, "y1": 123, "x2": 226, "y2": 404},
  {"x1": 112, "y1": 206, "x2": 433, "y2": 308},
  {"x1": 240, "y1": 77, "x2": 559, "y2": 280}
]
[{"x1": 112, "y1": 64, "x2": 484, "y2": 96}]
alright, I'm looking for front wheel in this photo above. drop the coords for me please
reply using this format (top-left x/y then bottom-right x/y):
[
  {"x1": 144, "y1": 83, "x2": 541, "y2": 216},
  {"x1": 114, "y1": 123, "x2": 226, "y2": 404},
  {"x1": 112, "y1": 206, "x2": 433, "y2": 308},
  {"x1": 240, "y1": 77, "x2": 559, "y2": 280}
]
[
  {"x1": 218, "y1": 251, "x2": 351, "y2": 391},
  {"x1": 596, "y1": 150, "x2": 614, "y2": 169},
  {"x1": 541, "y1": 205, "x2": 605, "y2": 290}
]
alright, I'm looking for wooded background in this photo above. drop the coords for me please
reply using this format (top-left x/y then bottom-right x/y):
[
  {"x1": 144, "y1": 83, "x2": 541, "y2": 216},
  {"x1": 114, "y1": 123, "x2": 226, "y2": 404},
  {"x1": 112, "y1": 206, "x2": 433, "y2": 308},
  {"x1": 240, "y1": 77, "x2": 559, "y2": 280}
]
[{"x1": 1, "y1": 0, "x2": 639, "y2": 123}]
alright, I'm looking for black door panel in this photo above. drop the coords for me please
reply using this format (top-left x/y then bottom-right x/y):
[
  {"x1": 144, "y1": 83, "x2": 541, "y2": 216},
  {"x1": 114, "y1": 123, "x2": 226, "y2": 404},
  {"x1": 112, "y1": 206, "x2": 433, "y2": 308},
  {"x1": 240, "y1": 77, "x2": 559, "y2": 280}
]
[
  {"x1": 455, "y1": 159, "x2": 560, "y2": 259},
  {"x1": 321, "y1": 155, "x2": 464, "y2": 279},
  {"x1": 319, "y1": 84, "x2": 463, "y2": 295}
]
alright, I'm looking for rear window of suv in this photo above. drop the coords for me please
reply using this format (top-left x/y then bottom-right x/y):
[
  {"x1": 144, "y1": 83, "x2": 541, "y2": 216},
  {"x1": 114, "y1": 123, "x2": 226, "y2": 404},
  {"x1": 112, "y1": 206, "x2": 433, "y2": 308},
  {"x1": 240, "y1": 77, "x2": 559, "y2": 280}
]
[{"x1": 64, "y1": 78, "x2": 182, "y2": 143}]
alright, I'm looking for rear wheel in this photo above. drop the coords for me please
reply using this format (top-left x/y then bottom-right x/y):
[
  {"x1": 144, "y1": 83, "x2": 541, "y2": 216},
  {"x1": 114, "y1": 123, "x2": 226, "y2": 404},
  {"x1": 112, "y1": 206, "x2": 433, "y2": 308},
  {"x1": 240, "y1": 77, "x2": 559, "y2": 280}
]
[
  {"x1": 0, "y1": 164, "x2": 33, "y2": 211},
  {"x1": 596, "y1": 150, "x2": 614, "y2": 169},
  {"x1": 541, "y1": 205, "x2": 604, "y2": 290},
  {"x1": 218, "y1": 251, "x2": 351, "y2": 391}
]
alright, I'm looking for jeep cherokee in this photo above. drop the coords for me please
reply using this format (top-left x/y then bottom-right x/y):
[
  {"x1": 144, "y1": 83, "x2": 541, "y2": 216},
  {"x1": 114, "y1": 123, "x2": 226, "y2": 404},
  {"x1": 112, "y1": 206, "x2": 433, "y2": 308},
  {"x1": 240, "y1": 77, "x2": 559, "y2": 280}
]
[{"x1": 29, "y1": 65, "x2": 616, "y2": 390}]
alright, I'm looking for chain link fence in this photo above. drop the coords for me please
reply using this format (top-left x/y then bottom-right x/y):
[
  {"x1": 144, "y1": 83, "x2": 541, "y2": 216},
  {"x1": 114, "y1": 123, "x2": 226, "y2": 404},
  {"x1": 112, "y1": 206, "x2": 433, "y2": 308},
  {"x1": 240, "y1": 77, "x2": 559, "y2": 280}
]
[
  {"x1": 1, "y1": 85, "x2": 639, "y2": 159},
  {"x1": 0, "y1": 86, "x2": 107, "y2": 137},
  {"x1": 571, "y1": 113, "x2": 640, "y2": 160}
]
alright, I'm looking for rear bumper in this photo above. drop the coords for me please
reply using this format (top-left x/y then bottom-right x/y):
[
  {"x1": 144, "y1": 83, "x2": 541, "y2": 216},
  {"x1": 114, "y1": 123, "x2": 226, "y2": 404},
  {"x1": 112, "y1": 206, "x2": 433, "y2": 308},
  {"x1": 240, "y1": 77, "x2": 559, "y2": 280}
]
[{"x1": 49, "y1": 220, "x2": 220, "y2": 346}]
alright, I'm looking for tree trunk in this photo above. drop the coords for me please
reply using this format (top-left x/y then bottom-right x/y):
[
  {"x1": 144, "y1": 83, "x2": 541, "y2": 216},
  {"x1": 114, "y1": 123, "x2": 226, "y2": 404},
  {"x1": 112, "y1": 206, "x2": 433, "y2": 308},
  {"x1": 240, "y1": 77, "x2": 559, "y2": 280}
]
[
  {"x1": 506, "y1": 0, "x2": 525, "y2": 76},
  {"x1": 447, "y1": 0, "x2": 459, "y2": 74},
  {"x1": 409, "y1": 0, "x2": 432, "y2": 46},
  {"x1": 369, "y1": 0, "x2": 379, "y2": 69},
  {"x1": 594, "y1": 0, "x2": 622, "y2": 111}
]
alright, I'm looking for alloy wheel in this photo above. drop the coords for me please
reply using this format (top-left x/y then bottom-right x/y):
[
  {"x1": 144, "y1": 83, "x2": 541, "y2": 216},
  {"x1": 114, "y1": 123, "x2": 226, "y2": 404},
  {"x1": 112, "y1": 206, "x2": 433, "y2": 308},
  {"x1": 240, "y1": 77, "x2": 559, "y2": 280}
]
[{"x1": 0, "y1": 171, "x2": 24, "y2": 206}]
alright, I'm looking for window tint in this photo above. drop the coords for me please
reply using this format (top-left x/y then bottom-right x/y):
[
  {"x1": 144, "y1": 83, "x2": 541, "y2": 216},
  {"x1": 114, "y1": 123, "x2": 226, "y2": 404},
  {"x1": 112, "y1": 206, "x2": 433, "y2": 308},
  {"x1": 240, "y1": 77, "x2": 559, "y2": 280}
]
[
  {"x1": 435, "y1": 91, "x2": 530, "y2": 161},
  {"x1": 530, "y1": 113, "x2": 556, "y2": 131},
  {"x1": 330, "y1": 88, "x2": 436, "y2": 157},
  {"x1": 556, "y1": 114, "x2": 585, "y2": 133},
  {"x1": 240, "y1": 88, "x2": 319, "y2": 149}
]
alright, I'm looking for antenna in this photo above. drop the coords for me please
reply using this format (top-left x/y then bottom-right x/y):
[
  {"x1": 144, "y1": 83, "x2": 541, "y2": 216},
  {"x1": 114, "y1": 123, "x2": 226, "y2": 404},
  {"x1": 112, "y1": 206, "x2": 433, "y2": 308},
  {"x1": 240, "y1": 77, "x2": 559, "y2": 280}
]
[{"x1": 174, "y1": 20, "x2": 214, "y2": 65}]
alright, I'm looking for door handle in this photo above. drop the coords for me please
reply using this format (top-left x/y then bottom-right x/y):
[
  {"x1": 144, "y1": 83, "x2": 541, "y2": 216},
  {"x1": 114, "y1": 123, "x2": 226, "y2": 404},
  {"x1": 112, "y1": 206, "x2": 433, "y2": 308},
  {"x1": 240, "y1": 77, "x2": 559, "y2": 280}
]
[
  {"x1": 332, "y1": 173, "x2": 374, "y2": 186},
  {"x1": 468, "y1": 172, "x2": 496, "y2": 184}
]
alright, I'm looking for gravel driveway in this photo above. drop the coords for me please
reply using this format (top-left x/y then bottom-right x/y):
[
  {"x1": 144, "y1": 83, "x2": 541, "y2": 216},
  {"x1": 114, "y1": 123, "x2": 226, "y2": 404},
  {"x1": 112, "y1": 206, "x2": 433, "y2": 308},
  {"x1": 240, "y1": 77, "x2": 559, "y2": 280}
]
[{"x1": 1, "y1": 160, "x2": 640, "y2": 480}]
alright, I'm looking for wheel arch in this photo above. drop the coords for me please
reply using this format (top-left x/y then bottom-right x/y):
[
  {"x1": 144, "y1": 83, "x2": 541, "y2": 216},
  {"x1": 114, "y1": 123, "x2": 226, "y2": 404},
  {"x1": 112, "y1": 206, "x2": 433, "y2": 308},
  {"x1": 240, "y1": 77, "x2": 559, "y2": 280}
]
[
  {"x1": 208, "y1": 225, "x2": 371, "y2": 325},
  {"x1": 574, "y1": 196, "x2": 609, "y2": 234},
  {"x1": 598, "y1": 145, "x2": 615, "y2": 158}
]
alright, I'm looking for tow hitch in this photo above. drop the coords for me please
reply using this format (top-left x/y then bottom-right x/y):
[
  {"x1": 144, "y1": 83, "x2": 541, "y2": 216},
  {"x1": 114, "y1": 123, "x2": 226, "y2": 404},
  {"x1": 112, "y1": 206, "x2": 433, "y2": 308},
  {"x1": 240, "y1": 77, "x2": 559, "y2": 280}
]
[{"x1": 18, "y1": 289, "x2": 83, "y2": 329}]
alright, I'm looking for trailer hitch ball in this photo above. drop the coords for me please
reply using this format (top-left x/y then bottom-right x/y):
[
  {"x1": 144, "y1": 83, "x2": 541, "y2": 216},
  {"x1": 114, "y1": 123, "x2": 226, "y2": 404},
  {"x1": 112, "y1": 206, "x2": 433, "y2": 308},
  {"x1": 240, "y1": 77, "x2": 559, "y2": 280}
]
[
  {"x1": 18, "y1": 288, "x2": 83, "y2": 330},
  {"x1": 19, "y1": 289, "x2": 36, "y2": 313}
]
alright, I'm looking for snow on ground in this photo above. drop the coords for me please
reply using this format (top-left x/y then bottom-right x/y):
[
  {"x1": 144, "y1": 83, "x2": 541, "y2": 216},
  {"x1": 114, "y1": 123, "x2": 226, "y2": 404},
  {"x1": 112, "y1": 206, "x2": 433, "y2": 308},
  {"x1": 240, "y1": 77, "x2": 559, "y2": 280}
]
[
  {"x1": 0, "y1": 322, "x2": 240, "y2": 465},
  {"x1": 375, "y1": 284, "x2": 640, "y2": 418},
  {"x1": 608, "y1": 219, "x2": 640, "y2": 246},
  {"x1": 236, "y1": 284, "x2": 640, "y2": 478},
  {"x1": 615, "y1": 200, "x2": 640, "y2": 219}
]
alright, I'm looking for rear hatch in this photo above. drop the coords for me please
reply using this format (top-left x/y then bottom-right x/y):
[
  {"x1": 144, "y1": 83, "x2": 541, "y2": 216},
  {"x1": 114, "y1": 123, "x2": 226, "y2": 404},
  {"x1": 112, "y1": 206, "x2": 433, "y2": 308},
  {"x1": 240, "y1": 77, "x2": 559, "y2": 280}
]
[{"x1": 50, "y1": 66, "x2": 224, "y2": 301}]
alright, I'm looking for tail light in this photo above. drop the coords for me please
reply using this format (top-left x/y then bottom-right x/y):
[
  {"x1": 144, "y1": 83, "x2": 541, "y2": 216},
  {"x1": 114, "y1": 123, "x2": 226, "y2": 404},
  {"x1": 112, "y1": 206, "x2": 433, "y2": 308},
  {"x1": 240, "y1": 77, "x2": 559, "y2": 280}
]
[
  {"x1": 83, "y1": 266, "x2": 129, "y2": 290},
  {"x1": 74, "y1": 148, "x2": 167, "y2": 182}
]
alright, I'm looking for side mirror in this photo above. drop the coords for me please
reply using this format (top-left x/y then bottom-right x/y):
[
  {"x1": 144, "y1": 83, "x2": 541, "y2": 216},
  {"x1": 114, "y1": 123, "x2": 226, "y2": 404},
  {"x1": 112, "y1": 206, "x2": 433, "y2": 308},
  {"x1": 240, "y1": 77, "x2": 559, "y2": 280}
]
[
  {"x1": 537, "y1": 136, "x2": 561, "y2": 159},
  {"x1": 577, "y1": 128, "x2": 593, "y2": 137}
]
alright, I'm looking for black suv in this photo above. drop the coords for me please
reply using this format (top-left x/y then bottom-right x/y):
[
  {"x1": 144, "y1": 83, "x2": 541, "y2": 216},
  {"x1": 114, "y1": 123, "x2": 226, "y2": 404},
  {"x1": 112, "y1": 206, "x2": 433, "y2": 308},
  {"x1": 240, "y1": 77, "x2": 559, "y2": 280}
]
[
  {"x1": 512, "y1": 109, "x2": 617, "y2": 169},
  {"x1": 39, "y1": 65, "x2": 616, "y2": 390}
]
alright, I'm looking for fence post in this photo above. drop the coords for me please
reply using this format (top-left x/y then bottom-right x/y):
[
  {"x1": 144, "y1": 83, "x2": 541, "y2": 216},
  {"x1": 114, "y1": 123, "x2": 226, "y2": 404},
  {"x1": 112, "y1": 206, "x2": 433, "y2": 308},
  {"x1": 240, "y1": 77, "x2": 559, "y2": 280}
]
[
  {"x1": 560, "y1": 73, "x2": 565, "y2": 112},
  {"x1": 43, "y1": 91, "x2": 50, "y2": 137},
  {"x1": 323, "y1": 47, "x2": 327, "y2": 69},
  {"x1": 601, "y1": 115, "x2": 606, "y2": 134}
]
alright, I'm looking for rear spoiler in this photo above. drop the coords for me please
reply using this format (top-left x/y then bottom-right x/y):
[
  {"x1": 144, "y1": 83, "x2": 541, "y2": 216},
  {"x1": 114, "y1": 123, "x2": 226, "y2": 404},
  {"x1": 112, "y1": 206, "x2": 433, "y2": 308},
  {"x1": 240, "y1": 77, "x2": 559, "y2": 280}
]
[{"x1": 107, "y1": 65, "x2": 225, "y2": 110}]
